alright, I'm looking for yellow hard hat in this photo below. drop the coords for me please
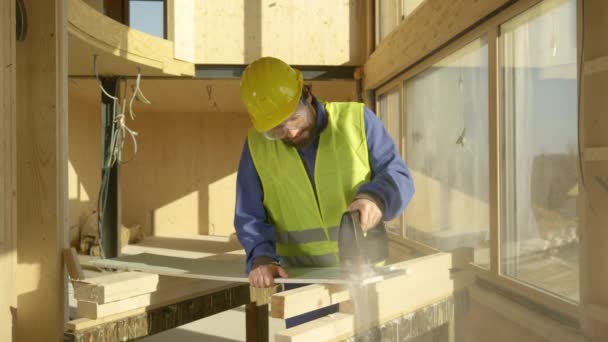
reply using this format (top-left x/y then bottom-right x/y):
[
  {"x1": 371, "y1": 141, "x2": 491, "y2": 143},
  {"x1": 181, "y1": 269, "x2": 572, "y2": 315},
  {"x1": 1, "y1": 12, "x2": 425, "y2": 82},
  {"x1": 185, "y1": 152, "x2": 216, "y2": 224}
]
[{"x1": 240, "y1": 57, "x2": 303, "y2": 132}]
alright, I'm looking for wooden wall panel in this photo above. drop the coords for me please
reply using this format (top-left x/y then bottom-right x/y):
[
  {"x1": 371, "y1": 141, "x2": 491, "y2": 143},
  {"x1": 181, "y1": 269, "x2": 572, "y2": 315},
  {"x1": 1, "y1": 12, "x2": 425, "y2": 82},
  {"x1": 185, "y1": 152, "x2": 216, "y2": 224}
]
[
  {"x1": 118, "y1": 79, "x2": 357, "y2": 237},
  {"x1": 580, "y1": 0, "x2": 608, "y2": 340},
  {"x1": 68, "y1": 79, "x2": 102, "y2": 229},
  {"x1": 364, "y1": 0, "x2": 512, "y2": 90},
  {"x1": 16, "y1": 0, "x2": 68, "y2": 340},
  {"x1": 0, "y1": 0, "x2": 17, "y2": 340},
  {"x1": 172, "y1": 0, "x2": 364, "y2": 65}
]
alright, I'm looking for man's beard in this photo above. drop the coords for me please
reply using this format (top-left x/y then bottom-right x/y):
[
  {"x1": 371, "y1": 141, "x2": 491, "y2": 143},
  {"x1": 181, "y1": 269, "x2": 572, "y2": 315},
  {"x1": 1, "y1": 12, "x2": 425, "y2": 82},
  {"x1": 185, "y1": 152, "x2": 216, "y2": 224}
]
[{"x1": 283, "y1": 123, "x2": 317, "y2": 149}]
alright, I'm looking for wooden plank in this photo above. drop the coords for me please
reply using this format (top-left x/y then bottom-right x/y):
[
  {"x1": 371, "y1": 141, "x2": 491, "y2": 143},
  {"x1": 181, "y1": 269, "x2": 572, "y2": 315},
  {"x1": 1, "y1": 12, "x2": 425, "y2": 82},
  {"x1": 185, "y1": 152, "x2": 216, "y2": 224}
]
[
  {"x1": 250, "y1": 285, "x2": 281, "y2": 306},
  {"x1": 15, "y1": 0, "x2": 68, "y2": 340},
  {"x1": 0, "y1": 0, "x2": 17, "y2": 340},
  {"x1": 76, "y1": 276, "x2": 228, "y2": 319},
  {"x1": 74, "y1": 271, "x2": 159, "y2": 303},
  {"x1": 271, "y1": 284, "x2": 350, "y2": 319},
  {"x1": 64, "y1": 247, "x2": 85, "y2": 281},
  {"x1": 364, "y1": 0, "x2": 512, "y2": 89}
]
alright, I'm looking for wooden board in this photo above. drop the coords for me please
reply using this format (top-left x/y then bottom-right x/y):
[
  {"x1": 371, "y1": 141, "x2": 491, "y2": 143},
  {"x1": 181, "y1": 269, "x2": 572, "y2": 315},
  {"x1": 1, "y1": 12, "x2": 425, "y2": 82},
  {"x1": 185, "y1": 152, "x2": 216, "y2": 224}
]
[
  {"x1": 0, "y1": 1, "x2": 17, "y2": 341},
  {"x1": 15, "y1": 0, "x2": 68, "y2": 340},
  {"x1": 74, "y1": 271, "x2": 159, "y2": 303},
  {"x1": 91, "y1": 252, "x2": 410, "y2": 285}
]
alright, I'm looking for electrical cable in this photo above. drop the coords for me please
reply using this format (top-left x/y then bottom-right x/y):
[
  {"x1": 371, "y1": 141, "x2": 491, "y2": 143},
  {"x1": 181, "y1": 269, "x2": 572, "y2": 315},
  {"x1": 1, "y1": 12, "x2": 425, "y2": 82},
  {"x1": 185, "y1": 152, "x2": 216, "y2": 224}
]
[{"x1": 92, "y1": 55, "x2": 147, "y2": 258}]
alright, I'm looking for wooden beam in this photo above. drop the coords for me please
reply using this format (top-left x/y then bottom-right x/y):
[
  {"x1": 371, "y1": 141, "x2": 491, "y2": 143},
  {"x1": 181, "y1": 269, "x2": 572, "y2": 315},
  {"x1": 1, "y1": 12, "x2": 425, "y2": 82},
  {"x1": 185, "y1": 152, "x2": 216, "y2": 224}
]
[
  {"x1": 0, "y1": 0, "x2": 17, "y2": 340},
  {"x1": 15, "y1": 0, "x2": 68, "y2": 340},
  {"x1": 74, "y1": 271, "x2": 159, "y2": 304},
  {"x1": 364, "y1": 0, "x2": 512, "y2": 90},
  {"x1": 246, "y1": 302, "x2": 269, "y2": 342},
  {"x1": 271, "y1": 284, "x2": 350, "y2": 319},
  {"x1": 250, "y1": 285, "x2": 281, "y2": 306}
]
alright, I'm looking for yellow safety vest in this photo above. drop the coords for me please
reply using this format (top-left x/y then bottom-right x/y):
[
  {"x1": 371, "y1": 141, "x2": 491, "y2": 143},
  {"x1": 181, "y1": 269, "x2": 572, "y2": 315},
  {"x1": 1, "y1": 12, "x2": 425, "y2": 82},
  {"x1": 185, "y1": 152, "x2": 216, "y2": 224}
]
[{"x1": 247, "y1": 102, "x2": 371, "y2": 267}]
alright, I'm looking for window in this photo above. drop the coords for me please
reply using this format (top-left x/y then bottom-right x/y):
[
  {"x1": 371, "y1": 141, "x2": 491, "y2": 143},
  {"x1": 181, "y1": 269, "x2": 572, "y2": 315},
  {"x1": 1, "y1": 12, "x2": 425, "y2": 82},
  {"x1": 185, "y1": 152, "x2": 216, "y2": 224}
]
[
  {"x1": 372, "y1": 0, "x2": 581, "y2": 313},
  {"x1": 129, "y1": 0, "x2": 166, "y2": 39},
  {"x1": 376, "y1": 0, "x2": 425, "y2": 46},
  {"x1": 403, "y1": 37, "x2": 490, "y2": 266},
  {"x1": 377, "y1": 89, "x2": 403, "y2": 235},
  {"x1": 500, "y1": 0, "x2": 579, "y2": 302}
]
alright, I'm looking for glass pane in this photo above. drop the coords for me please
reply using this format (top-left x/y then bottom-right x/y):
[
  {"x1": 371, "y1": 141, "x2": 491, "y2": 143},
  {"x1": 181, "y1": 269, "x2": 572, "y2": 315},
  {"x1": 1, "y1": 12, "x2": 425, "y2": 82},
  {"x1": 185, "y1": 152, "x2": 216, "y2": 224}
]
[
  {"x1": 500, "y1": 0, "x2": 579, "y2": 302},
  {"x1": 377, "y1": 89, "x2": 403, "y2": 236},
  {"x1": 129, "y1": 0, "x2": 165, "y2": 38},
  {"x1": 404, "y1": 37, "x2": 490, "y2": 267}
]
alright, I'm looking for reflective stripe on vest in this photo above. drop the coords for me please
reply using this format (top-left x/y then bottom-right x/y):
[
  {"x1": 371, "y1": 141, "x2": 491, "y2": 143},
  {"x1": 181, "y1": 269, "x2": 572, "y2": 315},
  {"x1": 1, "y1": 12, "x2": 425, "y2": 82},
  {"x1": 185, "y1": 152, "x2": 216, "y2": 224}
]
[{"x1": 248, "y1": 102, "x2": 371, "y2": 267}]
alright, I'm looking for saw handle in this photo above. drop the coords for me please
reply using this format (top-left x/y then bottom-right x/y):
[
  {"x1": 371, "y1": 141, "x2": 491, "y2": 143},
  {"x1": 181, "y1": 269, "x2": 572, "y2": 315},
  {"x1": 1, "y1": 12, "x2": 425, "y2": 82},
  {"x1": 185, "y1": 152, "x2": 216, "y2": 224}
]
[{"x1": 340, "y1": 210, "x2": 389, "y2": 264}]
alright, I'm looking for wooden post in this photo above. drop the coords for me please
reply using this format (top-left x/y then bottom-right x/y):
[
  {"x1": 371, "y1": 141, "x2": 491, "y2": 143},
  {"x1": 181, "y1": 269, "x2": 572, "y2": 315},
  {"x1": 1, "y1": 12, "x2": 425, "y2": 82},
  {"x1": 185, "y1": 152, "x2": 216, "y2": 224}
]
[
  {"x1": 580, "y1": 0, "x2": 608, "y2": 340},
  {"x1": 247, "y1": 286, "x2": 274, "y2": 342},
  {"x1": 0, "y1": 0, "x2": 17, "y2": 341},
  {"x1": 15, "y1": 0, "x2": 68, "y2": 340},
  {"x1": 246, "y1": 302, "x2": 269, "y2": 342}
]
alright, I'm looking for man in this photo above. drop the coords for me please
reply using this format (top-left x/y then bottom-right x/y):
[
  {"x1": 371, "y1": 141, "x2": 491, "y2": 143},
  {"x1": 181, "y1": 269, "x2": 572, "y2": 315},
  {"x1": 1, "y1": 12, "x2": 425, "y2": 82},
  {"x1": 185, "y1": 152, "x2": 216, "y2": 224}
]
[{"x1": 234, "y1": 56, "x2": 414, "y2": 325}]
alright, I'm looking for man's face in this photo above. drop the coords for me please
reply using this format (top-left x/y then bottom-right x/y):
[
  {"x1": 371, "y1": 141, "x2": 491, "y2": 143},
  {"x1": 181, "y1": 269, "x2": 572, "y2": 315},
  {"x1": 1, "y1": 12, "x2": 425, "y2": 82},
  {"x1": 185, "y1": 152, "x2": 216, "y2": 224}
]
[{"x1": 282, "y1": 101, "x2": 316, "y2": 148}]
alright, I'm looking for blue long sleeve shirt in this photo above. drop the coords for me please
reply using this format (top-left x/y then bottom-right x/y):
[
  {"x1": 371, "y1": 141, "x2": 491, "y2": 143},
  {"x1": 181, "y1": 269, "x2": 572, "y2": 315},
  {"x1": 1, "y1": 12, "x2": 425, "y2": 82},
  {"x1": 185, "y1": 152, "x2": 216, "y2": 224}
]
[{"x1": 235, "y1": 98, "x2": 414, "y2": 272}]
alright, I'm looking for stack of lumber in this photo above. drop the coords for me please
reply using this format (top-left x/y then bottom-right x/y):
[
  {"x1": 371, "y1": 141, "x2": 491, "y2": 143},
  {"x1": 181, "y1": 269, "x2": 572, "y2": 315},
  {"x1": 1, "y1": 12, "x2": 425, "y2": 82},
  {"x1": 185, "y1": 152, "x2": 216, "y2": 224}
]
[
  {"x1": 65, "y1": 271, "x2": 250, "y2": 341},
  {"x1": 70, "y1": 271, "x2": 240, "y2": 319},
  {"x1": 272, "y1": 249, "x2": 475, "y2": 342}
]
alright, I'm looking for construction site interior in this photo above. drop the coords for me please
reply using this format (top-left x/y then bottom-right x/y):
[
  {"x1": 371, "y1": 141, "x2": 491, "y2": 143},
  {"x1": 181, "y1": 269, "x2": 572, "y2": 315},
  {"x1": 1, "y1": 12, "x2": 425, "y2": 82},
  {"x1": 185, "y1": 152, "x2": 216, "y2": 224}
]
[{"x1": 1, "y1": 0, "x2": 608, "y2": 341}]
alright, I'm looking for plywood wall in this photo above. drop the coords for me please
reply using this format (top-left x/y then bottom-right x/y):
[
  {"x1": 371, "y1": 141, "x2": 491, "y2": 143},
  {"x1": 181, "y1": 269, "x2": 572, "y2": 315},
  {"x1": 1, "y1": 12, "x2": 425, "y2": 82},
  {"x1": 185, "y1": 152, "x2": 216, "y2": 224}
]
[
  {"x1": 580, "y1": 0, "x2": 608, "y2": 339},
  {"x1": 68, "y1": 78, "x2": 358, "y2": 240},
  {"x1": 117, "y1": 79, "x2": 357, "y2": 237},
  {"x1": 16, "y1": 0, "x2": 67, "y2": 340},
  {"x1": 68, "y1": 79, "x2": 102, "y2": 230},
  {"x1": 170, "y1": 0, "x2": 365, "y2": 66},
  {"x1": 0, "y1": 1, "x2": 17, "y2": 340}
]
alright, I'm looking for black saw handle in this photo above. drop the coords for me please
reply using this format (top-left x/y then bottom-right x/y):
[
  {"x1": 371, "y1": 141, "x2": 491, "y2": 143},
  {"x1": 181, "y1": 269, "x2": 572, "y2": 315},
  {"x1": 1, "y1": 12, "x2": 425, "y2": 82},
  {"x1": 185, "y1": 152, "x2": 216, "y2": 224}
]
[{"x1": 338, "y1": 210, "x2": 388, "y2": 264}]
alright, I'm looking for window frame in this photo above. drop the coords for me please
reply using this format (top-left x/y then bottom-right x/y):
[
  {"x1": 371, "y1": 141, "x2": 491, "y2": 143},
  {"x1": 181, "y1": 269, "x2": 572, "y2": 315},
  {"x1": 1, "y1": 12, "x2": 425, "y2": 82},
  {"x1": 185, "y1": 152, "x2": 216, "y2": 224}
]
[
  {"x1": 373, "y1": 0, "x2": 580, "y2": 321},
  {"x1": 375, "y1": 0, "x2": 426, "y2": 47}
]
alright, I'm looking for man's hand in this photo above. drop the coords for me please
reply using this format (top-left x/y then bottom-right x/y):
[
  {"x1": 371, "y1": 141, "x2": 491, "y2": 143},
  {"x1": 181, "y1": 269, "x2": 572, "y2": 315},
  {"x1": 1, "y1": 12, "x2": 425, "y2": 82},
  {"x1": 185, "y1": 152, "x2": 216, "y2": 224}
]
[
  {"x1": 349, "y1": 198, "x2": 382, "y2": 231},
  {"x1": 249, "y1": 263, "x2": 289, "y2": 288}
]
